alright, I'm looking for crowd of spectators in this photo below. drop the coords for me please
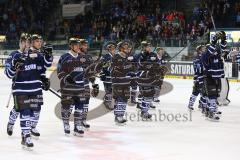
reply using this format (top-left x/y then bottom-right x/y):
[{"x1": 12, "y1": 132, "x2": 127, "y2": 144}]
[
  {"x1": 0, "y1": 0, "x2": 237, "y2": 47},
  {"x1": 235, "y1": 2, "x2": 240, "y2": 27},
  {"x1": 0, "y1": 0, "x2": 59, "y2": 43},
  {"x1": 0, "y1": 0, "x2": 30, "y2": 42},
  {"x1": 60, "y1": 0, "x2": 188, "y2": 46}
]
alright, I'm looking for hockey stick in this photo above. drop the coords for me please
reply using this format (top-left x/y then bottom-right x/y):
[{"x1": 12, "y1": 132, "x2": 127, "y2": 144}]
[
  {"x1": 5, "y1": 63, "x2": 25, "y2": 108},
  {"x1": 6, "y1": 90, "x2": 12, "y2": 108},
  {"x1": 49, "y1": 88, "x2": 62, "y2": 99},
  {"x1": 167, "y1": 31, "x2": 210, "y2": 62}
]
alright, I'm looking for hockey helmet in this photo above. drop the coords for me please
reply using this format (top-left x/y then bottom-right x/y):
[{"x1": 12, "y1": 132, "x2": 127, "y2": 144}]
[
  {"x1": 105, "y1": 41, "x2": 116, "y2": 50},
  {"x1": 141, "y1": 41, "x2": 151, "y2": 49},
  {"x1": 156, "y1": 47, "x2": 163, "y2": 52},
  {"x1": 79, "y1": 39, "x2": 88, "y2": 45},
  {"x1": 69, "y1": 37, "x2": 80, "y2": 45},
  {"x1": 20, "y1": 33, "x2": 31, "y2": 41},
  {"x1": 196, "y1": 45, "x2": 204, "y2": 52},
  {"x1": 31, "y1": 34, "x2": 42, "y2": 41}
]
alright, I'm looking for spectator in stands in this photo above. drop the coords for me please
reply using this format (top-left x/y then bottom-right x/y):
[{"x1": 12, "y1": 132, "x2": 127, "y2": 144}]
[{"x1": 236, "y1": 12, "x2": 240, "y2": 27}]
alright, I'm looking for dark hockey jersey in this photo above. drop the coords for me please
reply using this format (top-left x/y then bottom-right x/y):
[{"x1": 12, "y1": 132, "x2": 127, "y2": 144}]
[
  {"x1": 57, "y1": 52, "x2": 94, "y2": 95},
  {"x1": 201, "y1": 44, "x2": 224, "y2": 79},
  {"x1": 5, "y1": 50, "x2": 23, "y2": 79},
  {"x1": 220, "y1": 40, "x2": 228, "y2": 53},
  {"x1": 5, "y1": 49, "x2": 53, "y2": 96},
  {"x1": 138, "y1": 51, "x2": 158, "y2": 74},
  {"x1": 157, "y1": 58, "x2": 166, "y2": 65},
  {"x1": 100, "y1": 52, "x2": 113, "y2": 82},
  {"x1": 111, "y1": 53, "x2": 136, "y2": 85},
  {"x1": 236, "y1": 53, "x2": 240, "y2": 64},
  {"x1": 193, "y1": 55, "x2": 203, "y2": 84}
]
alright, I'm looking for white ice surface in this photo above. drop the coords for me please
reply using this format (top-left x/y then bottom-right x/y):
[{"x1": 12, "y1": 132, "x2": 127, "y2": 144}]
[{"x1": 0, "y1": 69, "x2": 240, "y2": 160}]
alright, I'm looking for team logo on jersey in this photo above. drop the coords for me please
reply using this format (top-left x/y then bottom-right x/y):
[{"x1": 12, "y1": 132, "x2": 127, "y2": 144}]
[
  {"x1": 73, "y1": 67, "x2": 83, "y2": 72},
  {"x1": 80, "y1": 58, "x2": 86, "y2": 63},
  {"x1": 150, "y1": 56, "x2": 156, "y2": 61},
  {"x1": 127, "y1": 56, "x2": 133, "y2": 61},
  {"x1": 25, "y1": 64, "x2": 36, "y2": 71}
]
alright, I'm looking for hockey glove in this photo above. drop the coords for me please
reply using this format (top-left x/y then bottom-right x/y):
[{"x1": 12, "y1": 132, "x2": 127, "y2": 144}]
[
  {"x1": 64, "y1": 75, "x2": 75, "y2": 84},
  {"x1": 211, "y1": 31, "x2": 223, "y2": 45},
  {"x1": 43, "y1": 44, "x2": 53, "y2": 58},
  {"x1": 211, "y1": 35, "x2": 219, "y2": 45},
  {"x1": 12, "y1": 57, "x2": 25, "y2": 70},
  {"x1": 91, "y1": 84, "x2": 99, "y2": 97},
  {"x1": 41, "y1": 77, "x2": 50, "y2": 91},
  {"x1": 219, "y1": 31, "x2": 226, "y2": 41},
  {"x1": 102, "y1": 61, "x2": 111, "y2": 68},
  {"x1": 89, "y1": 77, "x2": 96, "y2": 84}
]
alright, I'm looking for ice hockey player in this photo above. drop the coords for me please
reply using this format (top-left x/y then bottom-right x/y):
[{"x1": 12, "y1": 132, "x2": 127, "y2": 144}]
[
  {"x1": 187, "y1": 45, "x2": 207, "y2": 112},
  {"x1": 79, "y1": 38, "x2": 99, "y2": 129},
  {"x1": 111, "y1": 41, "x2": 136, "y2": 125},
  {"x1": 201, "y1": 31, "x2": 224, "y2": 120},
  {"x1": 128, "y1": 42, "x2": 139, "y2": 105},
  {"x1": 236, "y1": 48, "x2": 240, "y2": 63},
  {"x1": 100, "y1": 42, "x2": 116, "y2": 110},
  {"x1": 5, "y1": 33, "x2": 53, "y2": 148},
  {"x1": 137, "y1": 41, "x2": 160, "y2": 118},
  {"x1": 57, "y1": 38, "x2": 99, "y2": 136},
  {"x1": 153, "y1": 47, "x2": 167, "y2": 103},
  {"x1": 5, "y1": 33, "x2": 30, "y2": 136},
  {"x1": 217, "y1": 31, "x2": 231, "y2": 106},
  {"x1": 5, "y1": 34, "x2": 52, "y2": 139},
  {"x1": 28, "y1": 34, "x2": 53, "y2": 138}
]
